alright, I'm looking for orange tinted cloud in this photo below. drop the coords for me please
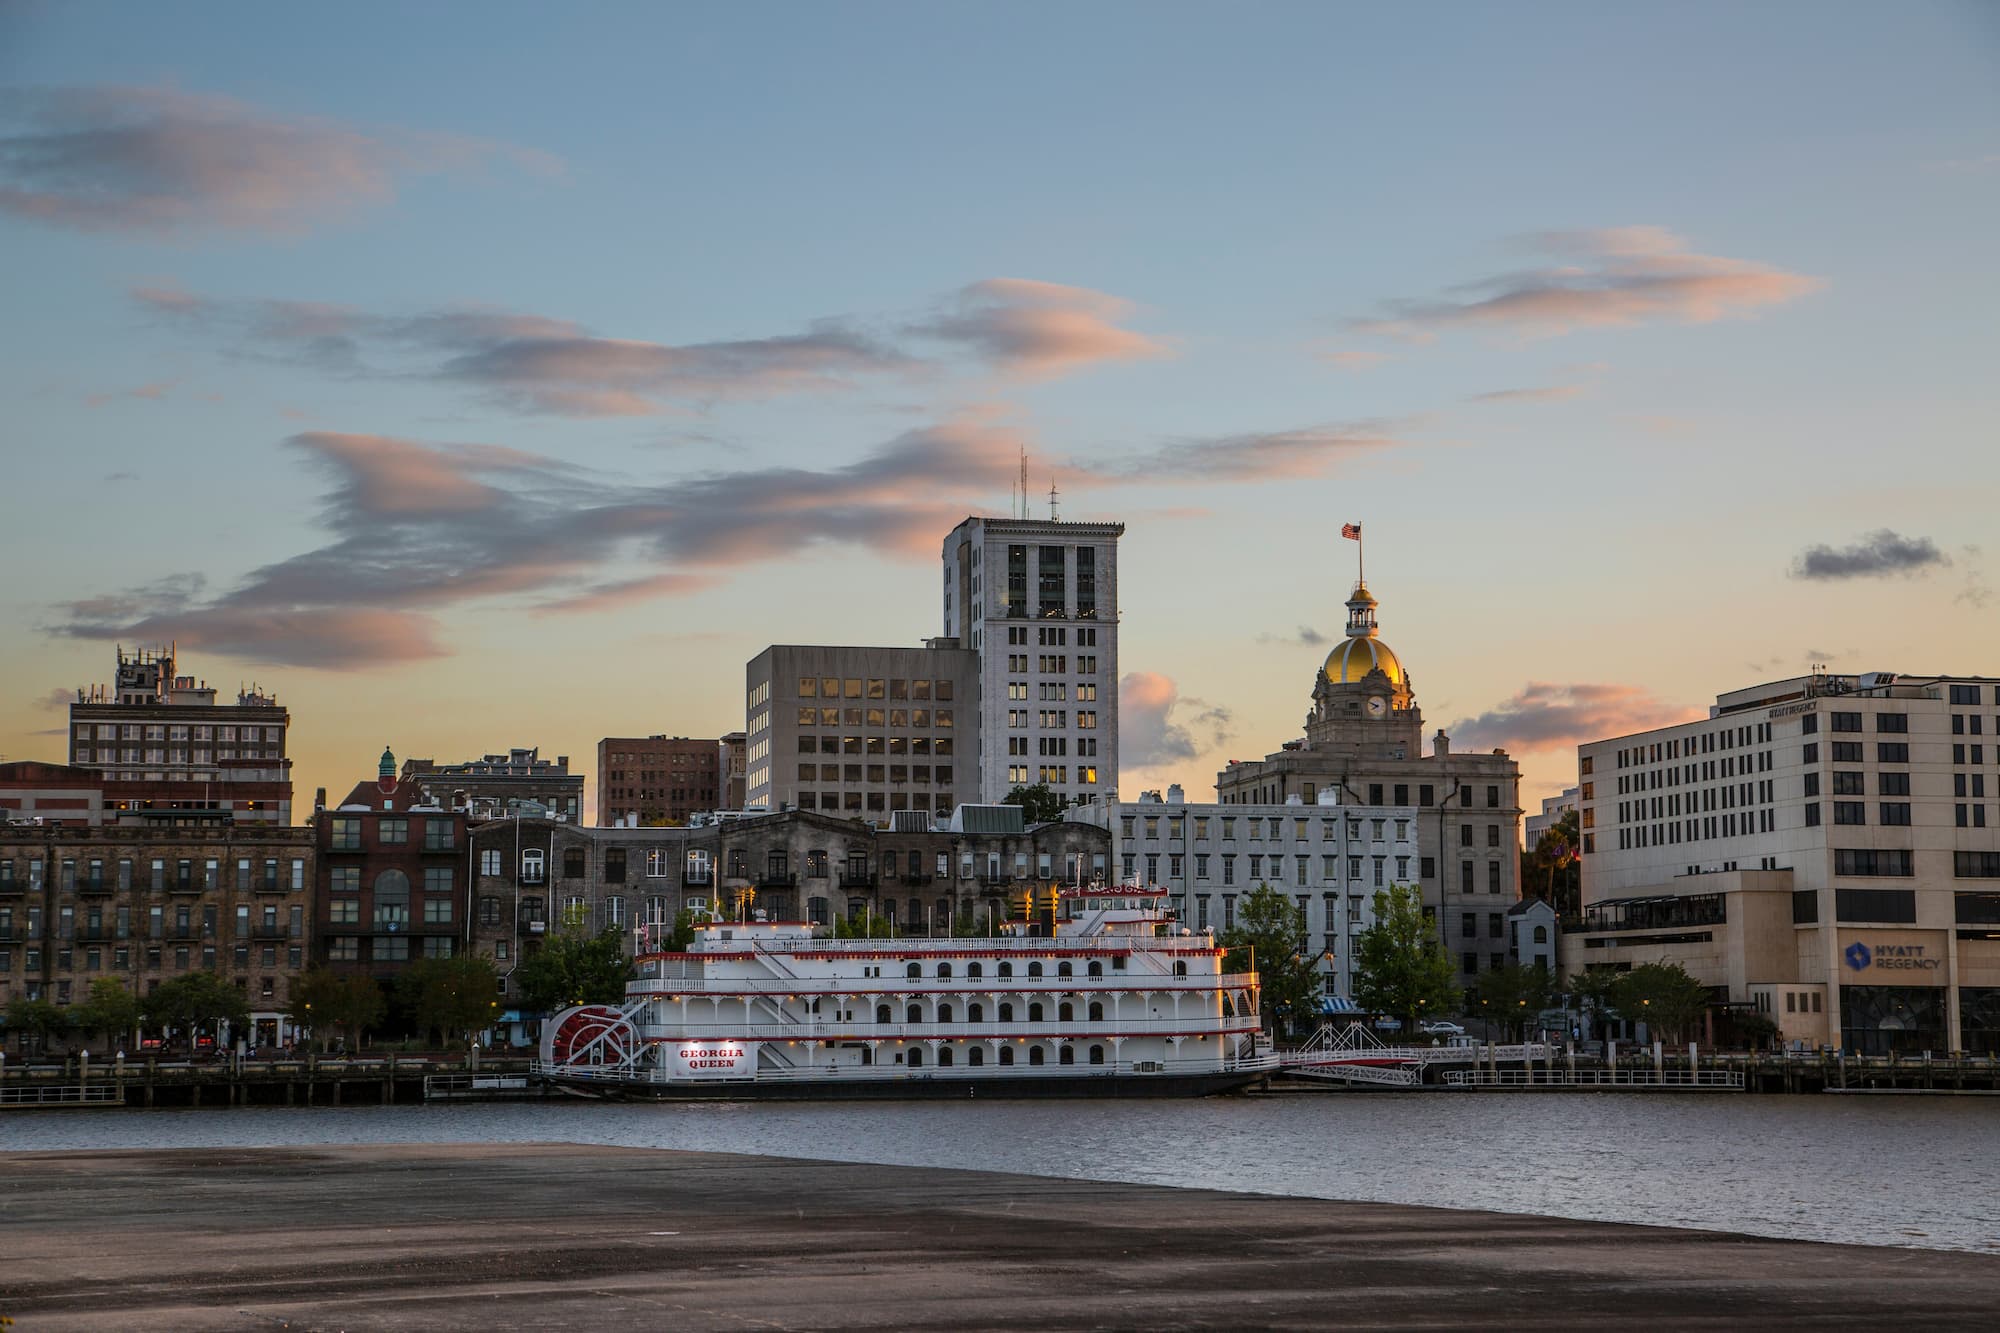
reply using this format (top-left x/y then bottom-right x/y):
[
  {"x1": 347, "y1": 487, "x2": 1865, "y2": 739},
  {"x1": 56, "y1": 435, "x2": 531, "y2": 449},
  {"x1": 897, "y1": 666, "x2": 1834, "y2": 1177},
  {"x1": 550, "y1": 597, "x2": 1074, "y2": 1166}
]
[
  {"x1": 1446, "y1": 681, "x2": 1703, "y2": 754},
  {"x1": 1353, "y1": 227, "x2": 1821, "y2": 339},
  {"x1": 0, "y1": 86, "x2": 544, "y2": 235},
  {"x1": 911, "y1": 278, "x2": 1168, "y2": 379}
]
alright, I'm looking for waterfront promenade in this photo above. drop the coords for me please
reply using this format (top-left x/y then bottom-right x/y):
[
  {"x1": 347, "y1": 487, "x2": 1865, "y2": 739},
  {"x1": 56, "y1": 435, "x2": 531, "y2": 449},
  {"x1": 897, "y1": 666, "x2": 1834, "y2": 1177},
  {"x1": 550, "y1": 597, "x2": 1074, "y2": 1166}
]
[{"x1": 3, "y1": 1143, "x2": 1998, "y2": 1329}]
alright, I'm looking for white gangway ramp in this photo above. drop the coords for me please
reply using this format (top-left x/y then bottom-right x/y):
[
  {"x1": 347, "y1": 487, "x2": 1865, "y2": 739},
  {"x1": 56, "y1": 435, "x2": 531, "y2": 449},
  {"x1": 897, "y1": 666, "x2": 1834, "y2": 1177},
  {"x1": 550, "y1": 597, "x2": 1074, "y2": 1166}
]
[{"x1": 1280, "y1": 1023, "x2": 1556, "y2": 1088}]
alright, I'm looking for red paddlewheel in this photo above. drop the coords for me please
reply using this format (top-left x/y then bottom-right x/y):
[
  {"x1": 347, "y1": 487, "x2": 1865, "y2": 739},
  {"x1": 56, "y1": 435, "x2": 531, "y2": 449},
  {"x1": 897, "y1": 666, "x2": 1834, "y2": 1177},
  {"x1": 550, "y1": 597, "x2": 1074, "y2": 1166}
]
[{"x1": 547, "y1": 1006, "x2": 638, "y2": 1066}]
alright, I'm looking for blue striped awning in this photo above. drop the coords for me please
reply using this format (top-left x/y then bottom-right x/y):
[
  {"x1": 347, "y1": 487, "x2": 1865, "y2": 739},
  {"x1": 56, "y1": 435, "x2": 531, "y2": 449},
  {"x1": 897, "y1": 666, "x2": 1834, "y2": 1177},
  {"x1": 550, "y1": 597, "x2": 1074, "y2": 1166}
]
[{"x1": 1320, "y1": 995, "x2": 1362, "y2": 1015}]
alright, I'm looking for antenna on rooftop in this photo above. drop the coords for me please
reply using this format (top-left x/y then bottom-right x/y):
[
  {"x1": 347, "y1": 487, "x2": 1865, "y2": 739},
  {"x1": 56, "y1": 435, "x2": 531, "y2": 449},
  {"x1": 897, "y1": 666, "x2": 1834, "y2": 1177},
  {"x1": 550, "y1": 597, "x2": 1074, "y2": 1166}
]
[
  {"x1": 1049, "y1": 476, "x2": 1059, "y2": 521},
  {"x1": 1018, "y1": 445, "x2": 1029, "y2": 520}
]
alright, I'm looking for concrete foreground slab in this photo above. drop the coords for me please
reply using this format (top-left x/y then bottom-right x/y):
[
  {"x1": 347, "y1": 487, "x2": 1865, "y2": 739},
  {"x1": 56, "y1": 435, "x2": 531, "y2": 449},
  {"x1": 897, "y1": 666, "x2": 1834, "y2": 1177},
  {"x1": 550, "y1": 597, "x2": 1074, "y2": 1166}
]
[{"x1": 1, "y1": 1142, "x2": 1996, "y2": 1330}]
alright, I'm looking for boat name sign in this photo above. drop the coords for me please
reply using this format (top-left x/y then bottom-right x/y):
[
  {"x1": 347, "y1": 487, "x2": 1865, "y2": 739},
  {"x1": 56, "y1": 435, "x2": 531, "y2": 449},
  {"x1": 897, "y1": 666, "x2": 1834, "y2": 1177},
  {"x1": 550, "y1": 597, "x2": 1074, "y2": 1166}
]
[{"x1": 673, "y1": 1042, "x2": 752, "y2": 1078}]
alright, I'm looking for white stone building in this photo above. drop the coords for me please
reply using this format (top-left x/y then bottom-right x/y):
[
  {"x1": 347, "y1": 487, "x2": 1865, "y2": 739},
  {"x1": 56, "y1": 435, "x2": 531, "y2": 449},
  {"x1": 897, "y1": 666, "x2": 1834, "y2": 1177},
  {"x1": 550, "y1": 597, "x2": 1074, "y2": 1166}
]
[
  {"x1": 941, "y1": 516, "x2": 1123, "y2": 807},
  {"x1": 1524, "y1": 786, "x2": 1579, "y2": 851},
  {"x1": 1069, "y1": 785, "x2": 1421, "y2": 1003}
]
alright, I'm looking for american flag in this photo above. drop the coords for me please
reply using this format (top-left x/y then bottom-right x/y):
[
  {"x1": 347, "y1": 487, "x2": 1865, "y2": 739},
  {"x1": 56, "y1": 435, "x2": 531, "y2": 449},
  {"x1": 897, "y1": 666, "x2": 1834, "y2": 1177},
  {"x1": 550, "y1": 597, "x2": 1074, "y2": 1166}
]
[{"x1": 1341, "y1": 522, "x2": 1362, "y2": 541}]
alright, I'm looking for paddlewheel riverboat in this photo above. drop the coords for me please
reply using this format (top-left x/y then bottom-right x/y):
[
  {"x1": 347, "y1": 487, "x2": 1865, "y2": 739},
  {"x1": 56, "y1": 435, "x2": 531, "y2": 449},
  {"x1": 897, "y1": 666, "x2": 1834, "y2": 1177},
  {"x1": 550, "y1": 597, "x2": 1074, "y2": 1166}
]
[{"x1": 535, "y1": 886, "x2": 1277, "y2": 1098}]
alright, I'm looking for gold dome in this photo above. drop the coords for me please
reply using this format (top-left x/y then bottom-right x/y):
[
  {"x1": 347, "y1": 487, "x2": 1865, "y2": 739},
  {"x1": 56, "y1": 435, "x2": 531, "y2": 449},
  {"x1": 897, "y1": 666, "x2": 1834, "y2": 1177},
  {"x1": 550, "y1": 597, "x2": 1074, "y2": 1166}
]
[{"x1": 1323, "y1": 636, "x2": 1405, "y2": 688}]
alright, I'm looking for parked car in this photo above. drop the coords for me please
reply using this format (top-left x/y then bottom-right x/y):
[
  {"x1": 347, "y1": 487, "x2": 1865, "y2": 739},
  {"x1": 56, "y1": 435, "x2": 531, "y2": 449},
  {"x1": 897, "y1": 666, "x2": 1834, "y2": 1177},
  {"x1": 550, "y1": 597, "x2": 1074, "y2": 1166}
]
[{"x1": 1418, "y1": 1020, "x2": 1467, "y2": 1036}]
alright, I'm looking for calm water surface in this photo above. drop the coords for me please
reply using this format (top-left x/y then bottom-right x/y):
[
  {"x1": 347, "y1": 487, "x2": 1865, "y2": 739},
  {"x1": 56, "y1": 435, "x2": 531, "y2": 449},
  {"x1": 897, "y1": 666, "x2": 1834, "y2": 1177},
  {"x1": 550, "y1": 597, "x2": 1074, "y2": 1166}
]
[{"x1": 3, "y1": 1094, "x2": 1995, "y2": 1254}]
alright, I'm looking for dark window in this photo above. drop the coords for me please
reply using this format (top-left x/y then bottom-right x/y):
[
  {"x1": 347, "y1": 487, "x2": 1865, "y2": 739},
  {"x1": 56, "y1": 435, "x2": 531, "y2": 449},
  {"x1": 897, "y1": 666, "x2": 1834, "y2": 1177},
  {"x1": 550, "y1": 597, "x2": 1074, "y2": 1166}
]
[
  {"x1": 1802, "y1": 714, "x2": 1819, "y2": 735},
  {"x1": 1803, "y1": 773, "x2": 1820, "y2": 797},
  {"x1": 1833, "y1": 887, "x2": 1916, "y2": 923},
  {"x1": 1831, "y1": 742, "x2": 1863, "y2": 763},
  {"x1": 1876, "y1": 713, "x2": 1907, "y2": 733},
  {"x1": 604, "y1": 849, "x2": 626, "y2": 883},
  {"x1": 1832, "y1": 772, "x2": 1865, "y2": 796},
  {"x1": 1878, "y1": 772, "x2": 1910, "y2": 796},
  {"x1": 1955, "y1": 892, "x2": 2000, "y2": 924},
  {"x1": 563, "y1": 847, "x2": 586, "y2": 879},
  {"x1": 1804, "y1": 803, "x2": 1821, "y2": 827},
  {"x1": 1877, "y1": 743, "x2": 1910, "y2": 763},
  {"x1": 1486, "y1": 785, "x2": 1500, "y2": 808},
  {"x1": 1954, "y1": 852, "x2": 2000, "y2": 878},
  {"x1": 1833, "y1": 849, "x2": 1914, "y2": 877},
  {"x1": 1833, "y1": 802, "x2": 1866, "y2": 825},
  {"x1": 1803, "y1": 743, "x2": 1819, "y2": 763},
  {"x1": 1831, "y1": 712, "x2": 1862, "y2": 733},
  {"x1": 1791, "y1": 890, "x2": 1819, "y2": 924},
  {"x1": 1878, "y1": 803, "x2": 1911, "y2": 826},
  {"x1": 1949, "y1": 685, "x2": 1980, "y2": 705}
]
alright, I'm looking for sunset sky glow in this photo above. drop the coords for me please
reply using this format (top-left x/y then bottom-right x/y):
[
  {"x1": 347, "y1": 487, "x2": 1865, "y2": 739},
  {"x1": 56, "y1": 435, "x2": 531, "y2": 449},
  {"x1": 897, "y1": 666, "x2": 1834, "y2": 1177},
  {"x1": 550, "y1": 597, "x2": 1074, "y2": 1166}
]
[{"x1": 2, "y1": 3, "x2": 1995, "y2": 815}]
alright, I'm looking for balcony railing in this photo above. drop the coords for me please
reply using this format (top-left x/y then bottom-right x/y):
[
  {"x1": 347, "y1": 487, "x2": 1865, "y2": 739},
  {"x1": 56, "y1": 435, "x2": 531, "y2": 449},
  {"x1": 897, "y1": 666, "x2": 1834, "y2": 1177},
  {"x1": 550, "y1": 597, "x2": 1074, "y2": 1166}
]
[
  {"x1": 757, "y1": 871, "x2": 798, "y2": 889},
  {"x1": 78, "y1": 879, "x2": 114, "y2": 896},
  {"x1": 837, "y1": 872, "x2": 878, "y2": 890}
]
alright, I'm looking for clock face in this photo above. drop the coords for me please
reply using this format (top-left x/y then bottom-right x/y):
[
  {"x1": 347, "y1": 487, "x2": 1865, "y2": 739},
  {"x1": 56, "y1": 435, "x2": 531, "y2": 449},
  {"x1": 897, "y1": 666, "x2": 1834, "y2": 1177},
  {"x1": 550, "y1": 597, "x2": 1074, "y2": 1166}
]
[{"x1": 1366, "y1": 695, "x2": 1387, "y2": 717}]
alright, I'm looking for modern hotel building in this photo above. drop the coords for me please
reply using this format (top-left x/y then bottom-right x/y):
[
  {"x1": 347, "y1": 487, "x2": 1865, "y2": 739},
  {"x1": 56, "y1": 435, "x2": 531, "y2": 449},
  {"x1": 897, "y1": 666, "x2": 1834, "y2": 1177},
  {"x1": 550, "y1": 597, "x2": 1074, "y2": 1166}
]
[{"x1": 1574, "y1": 671, "x2": 2000, "y2": 1054}]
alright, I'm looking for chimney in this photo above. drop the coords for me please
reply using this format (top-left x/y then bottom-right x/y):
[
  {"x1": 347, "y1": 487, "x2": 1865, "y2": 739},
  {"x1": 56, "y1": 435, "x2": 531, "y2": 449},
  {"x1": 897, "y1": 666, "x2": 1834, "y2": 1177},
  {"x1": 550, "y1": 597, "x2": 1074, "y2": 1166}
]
[
  {"x1": 1433, "y1": 729, "x2": 1450, "y2": 758},
  {"x1": 1167, "y1": 783, "x2": 1185, "y2": 803}
]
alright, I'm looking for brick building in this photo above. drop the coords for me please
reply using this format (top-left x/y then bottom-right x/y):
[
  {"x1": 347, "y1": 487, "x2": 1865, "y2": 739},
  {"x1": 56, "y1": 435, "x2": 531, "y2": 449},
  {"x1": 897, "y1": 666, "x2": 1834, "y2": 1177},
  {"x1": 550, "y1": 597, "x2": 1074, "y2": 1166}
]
[
  {"x1": 595, "y1": 736, "x2": 721, "y2": 826},
  {"x1": 399, "y1": 747, "x2": 583, "y2": 823},
  {"x1": 0, "y1": 821, "x2": 314, "y2": 1051},
  {"x1": 313, "y1": 750, "x2": 470, "y2": 1003},
  {"x1": 64, "y1": 645, "x2": 293, "y2": 826}
]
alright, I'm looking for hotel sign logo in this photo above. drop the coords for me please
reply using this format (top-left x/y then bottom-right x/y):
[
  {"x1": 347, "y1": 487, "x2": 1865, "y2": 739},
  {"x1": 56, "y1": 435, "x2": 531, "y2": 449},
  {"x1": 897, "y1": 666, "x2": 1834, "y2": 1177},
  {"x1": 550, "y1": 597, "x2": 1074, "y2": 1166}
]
[{"x1": 1844, "y1": 941, "x2": 1942, "y2": 973}]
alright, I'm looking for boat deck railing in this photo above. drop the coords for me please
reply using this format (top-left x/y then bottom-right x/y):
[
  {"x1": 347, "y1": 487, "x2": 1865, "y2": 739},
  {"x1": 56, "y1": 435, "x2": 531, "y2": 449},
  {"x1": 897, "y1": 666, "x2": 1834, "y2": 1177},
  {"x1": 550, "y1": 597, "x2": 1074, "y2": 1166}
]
[{"x1": 533, "y1": 1051, "x2": 1281, "y2": 1085}]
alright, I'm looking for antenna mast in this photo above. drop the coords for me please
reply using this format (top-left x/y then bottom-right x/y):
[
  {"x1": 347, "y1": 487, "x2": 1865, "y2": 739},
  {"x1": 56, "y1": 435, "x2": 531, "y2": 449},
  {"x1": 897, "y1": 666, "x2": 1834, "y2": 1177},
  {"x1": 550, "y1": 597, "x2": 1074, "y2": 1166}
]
[
  {"x1": 1019, "y1": 447, "x2": 1029, "y2": 520},
  {"x1": 1049, "y1": 477, "x2": 1059, "y2": 521}
]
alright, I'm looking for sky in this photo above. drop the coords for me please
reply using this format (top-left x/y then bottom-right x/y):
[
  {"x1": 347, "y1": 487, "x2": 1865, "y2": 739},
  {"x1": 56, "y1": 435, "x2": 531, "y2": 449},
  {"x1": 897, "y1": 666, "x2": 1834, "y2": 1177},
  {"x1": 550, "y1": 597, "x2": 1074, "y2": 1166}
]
[{"x1": 2, "y1": 2, "x2": 1996, "y2": 820}]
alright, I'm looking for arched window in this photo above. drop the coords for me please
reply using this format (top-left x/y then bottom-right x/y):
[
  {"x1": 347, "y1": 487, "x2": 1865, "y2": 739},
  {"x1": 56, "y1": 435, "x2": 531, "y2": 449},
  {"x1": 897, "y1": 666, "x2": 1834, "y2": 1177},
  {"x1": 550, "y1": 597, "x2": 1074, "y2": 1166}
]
[
  {"x1": 1533, "y1": 925, "x2": 1548, "y2": 944},
  {"x1": 999, "y1": 1046, "x2": 1015, "y2": 1066},
  {"x1": 1088, "y1": 1002, "x2": 1104, "y2": 1021},
  {"x1": 1087, "y1": 960, "x2": 1103, "y2": 977},
  {"x1": 906, "y1": 962, "x2": 921, "y2": 979},
  {"x1": 1058, "y1": 1046, "x2": 1075, "y2": 1065},
  {"x1": 1028, "y1": 1047, "x2": 1044, "y2": 1066},
  {"x1": 968, "y1": 1003, "x2": 984, "y2": 1024},
  {"x1": 909, "y1": 1048, "x2": 924, "y2": 1068},
  {"x1": 999, "y1": 1002, "x2": 1014, "y2": 1023},
  {"x1": 937, "y1": 1003, "x2": 954, "y2": 1024},
  {"x1": 967, "y1": 961, "x2": 983, "y2": 979},
  {"x1": 937, "y1": 1047, "x2": 954, "y2": 1067},
  {"x1": 1029, "y1": 1002, "x2": 1045, "y2": 1022},
  {"x1": 1028, "y1": 961, "x2": 1043, "y2": 978},
  {"x1": 876, "y1": 1004, "x2": 891, "y2": 1024},
  {"x1": 1057, "y1": 961, "x2": 1073, "y2": 978},
  {"x1": 998, "y1": 961, "x2": 1014, "y2": 979},
  {"x1": 1173, "y1": 961, "x2": 1188, "y2": 977},
  {"x1": 937, "y1": 962, "x2": 952, "y2": 980},
  {"x1": 520, "y1": 849, "x2": 545, "y2": 885},
  {"x1": 969, "y1": 1046, "x2": 985, "y2": 1066},
  {"x1": 373, "y1": 870, "x2": 409, "y2": 928},
  {"x1": 1088, "y1": 1045, "x2": 1105, "y2": 1066},
  {"x1": 1058, "y1": 1002, "x2": 1074, "y2": 1022},
  {"x1": 906, "y1": 1003, "x2": 922, "y2": 1024}
]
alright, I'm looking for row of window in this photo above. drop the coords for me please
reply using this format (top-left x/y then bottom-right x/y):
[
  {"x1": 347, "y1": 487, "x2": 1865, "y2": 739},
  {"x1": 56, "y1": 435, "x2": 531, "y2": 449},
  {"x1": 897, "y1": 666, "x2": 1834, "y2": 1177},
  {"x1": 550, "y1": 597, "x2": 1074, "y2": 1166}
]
[
  {"x1": 0, "y1": 855, "x2": 307, "y2": 893},
  {"x1": 0, "y1": 903, "x2": 302, "y2": 939},
  {"x1": 326, "y1": 816, "x2": 456, "y2": 852},
  {"x1": 1123, "y1": 814, "x2": 1416, "y2": 843},
  {"x1": 796, "y1": 677, "x2": 955, "y2": 701},
  {"x1": 795, "y1": 763, "x2": 953, "y2": 785},
  {"x1": 74, "y1": 747, "x2": 280, "y2": 765},
  {"x1": 1221, "y1": 783, "x2": 1505, "y2": 809},
  {"x1": 1615, "y1": 721, "x2": 1774, "y2": 769},
  {"x1": 794, "y1": 709, "x2": 956, "y2": 730},
  {"x1": 1122, "y1": 851, "x2": 1424, "y2": 888},
  {"x1": 72, "y1": 723, "x2": 281, "y2": 743}
]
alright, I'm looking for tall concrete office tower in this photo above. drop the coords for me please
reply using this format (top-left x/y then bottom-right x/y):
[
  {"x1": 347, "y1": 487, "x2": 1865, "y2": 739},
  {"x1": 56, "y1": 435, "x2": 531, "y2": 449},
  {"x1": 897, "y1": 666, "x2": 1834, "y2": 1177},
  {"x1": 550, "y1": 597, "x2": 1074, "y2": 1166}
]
[{"x1": 942, "y1": 516, "x2": 1125, "y2": 807}]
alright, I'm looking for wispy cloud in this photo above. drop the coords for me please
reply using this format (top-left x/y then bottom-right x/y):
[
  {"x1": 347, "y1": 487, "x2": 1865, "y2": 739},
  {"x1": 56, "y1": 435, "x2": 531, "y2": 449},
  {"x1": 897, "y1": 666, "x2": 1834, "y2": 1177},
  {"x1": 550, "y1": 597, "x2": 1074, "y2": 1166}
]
[
  {"x1": 1790, "y1": 530, "x2": 1949, "y2": 581},
  {"x1": 1447, "y1": 682, "x2": 1701, "y2": 754},
  {"x1": 84, "y1": 380, "x2": 174, "y2": 407},
  {"x1": 1079, "y1": 421, "x2": 1405, "y2": 485},
  {"x1": 1256, "y1": 625, "x2": 1329, "y2": 648},
  {"x1": 47, "y1": 407, "x2": 1410, "y2": 668},
  {"x1": 907, "y1": 278, "x2": 1168, "y2": 380},
  {"x1": 0, "y1": 86, "x2": 550, "y2": 236},
  {"x1": 1352, "y1": 227, "x2": 1820, "y2": 340},
  {"x1": 33, "y1": 687, "x2": 73, "y2": 712},
  {"x1": 1321, "y1": 348, "x2": 1388, "y2": 372},
  {"x1": 131, "y1": 278, "x2": 1167, "y2": 415},
  {"x1": 1465, "y1": 383, "x2": 1584, "y2": 405}
]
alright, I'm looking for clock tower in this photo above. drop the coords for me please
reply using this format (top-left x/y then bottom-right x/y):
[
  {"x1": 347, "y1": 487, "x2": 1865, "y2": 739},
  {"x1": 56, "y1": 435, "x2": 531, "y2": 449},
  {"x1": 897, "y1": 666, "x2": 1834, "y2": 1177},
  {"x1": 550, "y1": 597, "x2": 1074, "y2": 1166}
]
[{"x1": 1304, "y1": 581, "x2": 1423, "y2": 760}]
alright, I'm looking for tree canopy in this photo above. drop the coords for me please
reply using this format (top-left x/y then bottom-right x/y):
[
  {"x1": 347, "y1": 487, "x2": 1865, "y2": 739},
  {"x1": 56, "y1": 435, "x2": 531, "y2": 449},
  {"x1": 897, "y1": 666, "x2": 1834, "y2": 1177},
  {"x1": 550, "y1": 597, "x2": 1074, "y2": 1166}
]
[
  {"x1": 287, "y1": 967, "x2": 387, "y2": 1051},
  {"x1": 1002, "y1": 783, "x2": 1065, "y2": 825},
  {"x1": 1470, "y1": 962, "x2": 1554, "y2": 1039},
  {"x1": 514, "y1": 925, "x2": 631, "y2": 1014},
  {"x1": 4, "y1": 996, "x2": 72, "y2": 1052},
  {"x1": 397, "y1": 953, "x2": 500, "y2": 1048},
  {"x1": 1522, "y1": 808, "x2": 1582, "y2": 919},
  {"x1": 1351, "y1": 883, "x2": 1459, "y2": 1028},
  {"x1": 74, "y1": 978, "x2": 141, "y2": 1048},
  {"x1": 143, "y1": 971, "x2": 251, "y2": 1046},
  {"x1": 1219, "y1": 883, "x2": 1323, "y2": 1039},
  {"x1": 1610, "y1": 962, "x2": 1711, "y2": 1044}
]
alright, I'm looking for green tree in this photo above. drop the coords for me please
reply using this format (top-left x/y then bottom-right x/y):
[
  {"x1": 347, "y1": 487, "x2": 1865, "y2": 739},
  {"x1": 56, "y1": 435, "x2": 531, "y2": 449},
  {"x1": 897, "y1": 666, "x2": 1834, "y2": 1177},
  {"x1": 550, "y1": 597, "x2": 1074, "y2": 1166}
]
[
  {"x1": 74, "y1": 978, "x2": 142, "y2": 1050},
  {"x1": 1002, "y1": 783, "x2": 1065, "y2": 825},
  {"x1": 1565, "y1": 968, "x2": 1621, "y2": 1043},
  {"x1": 143, "y1": 971, "x2": 251, "y2": 1050},
  {"x1": 287, "y1": 967, "x2": 386, "y2": 1052},
  {"x1": 657, "y1": 909, "x2": 698, "y2": 952},
  {"x1": 1611, "y1": 962, "x2": 1711, "y2": 1045},
  {"x1": 1219, "y1": 883, "x2": 1325, "y2": 1040},
  {"x1": 1470, "y1": 963, "x2": 1554, "y2": 1040},
  {"x1": 514, "y1": 925, "x2": 631, "y2": 1014},
  {"x1": 1351, "y1": 884, "x2": 1459, "y2": 1030},
  {"x1": 1521, "y1": 808, "x2": 1582, "y2": 919},
  {"x1": 4, "y1": 996, "x2": 73, "y2": 1055},
  {"x1": 834, "y1": 912, "x2": 898, "y2": 939},
  {"x1": 398, "y1": 953, "x2": 501, "y2": 1048}
]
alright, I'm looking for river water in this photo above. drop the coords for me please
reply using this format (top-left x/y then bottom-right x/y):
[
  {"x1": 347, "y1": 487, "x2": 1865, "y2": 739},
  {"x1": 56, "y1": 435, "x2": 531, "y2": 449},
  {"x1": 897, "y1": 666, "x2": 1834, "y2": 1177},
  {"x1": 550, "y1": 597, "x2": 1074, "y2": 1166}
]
[{"x1": 3, "y1": 1093, "x2": 1995, "y2": 1254}]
